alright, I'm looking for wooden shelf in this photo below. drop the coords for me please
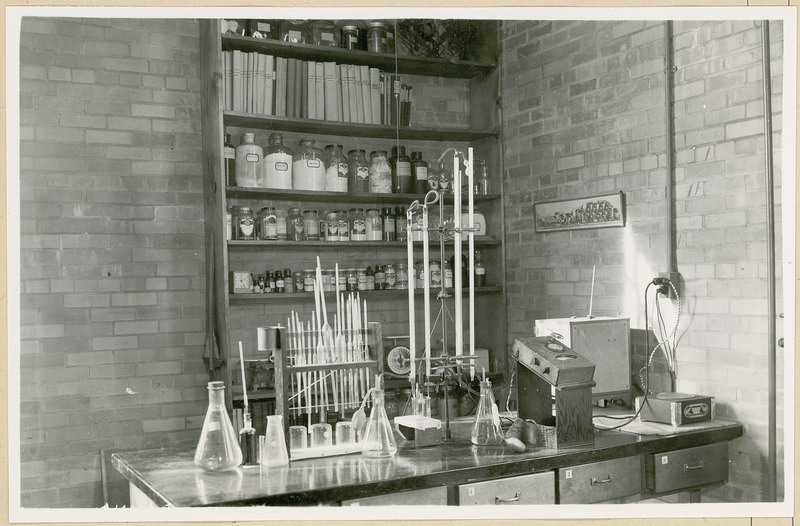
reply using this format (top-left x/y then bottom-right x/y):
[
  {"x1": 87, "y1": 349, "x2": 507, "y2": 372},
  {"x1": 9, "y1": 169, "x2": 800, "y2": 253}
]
[
  {"x1": 221, "y1": 34, "x2": 497, "y2": 78},
  {"x1": 232, "y1": 389, "x2": 275, "y2": 402},
  {"x1": 223, "y1": 112, "x2": 498, "y2": 141},
  {"x1": 227, "y1": 236, "x2": 501, "y2": 249},
  {"x1": 229, "y1": 286, "x2": 502, "y2": 305},
  {"x1": 225, "y1": 186, "x2": 500, "y2": 204}
]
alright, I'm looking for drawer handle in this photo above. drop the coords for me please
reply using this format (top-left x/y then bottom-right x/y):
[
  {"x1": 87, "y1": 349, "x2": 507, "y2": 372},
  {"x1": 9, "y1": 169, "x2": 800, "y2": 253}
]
[
  {"x1": 590, "y1": 475, "x2": 613, "y2": 485},
  {"x1": 495, "y1": 492, "x2": 521, "y2": 504},
  {"x1": 684, "y1": 461, "x2": 705, "y2": 471}
]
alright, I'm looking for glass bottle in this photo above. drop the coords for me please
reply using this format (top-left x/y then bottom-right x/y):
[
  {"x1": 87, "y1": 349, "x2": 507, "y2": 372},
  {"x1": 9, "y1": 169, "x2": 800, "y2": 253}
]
[
  {"x1": 235, "y1": 133, "x2": 261, "y2": 188},
  {"x1": 471, "y1": 378, "x2": 503, "y2": 446},
  {"x1": 304, "y1": 210, "x2": 320, "y2": 241},
  {"x1": 365, "y1": 209, "x2": 382, "y2": 241},
  {"x1": 374, "y1": 264, "x2": 386, "y2": 290},
  {"x1": 223, "y1": 133, "x2": 236, "y2": 187},
  {"x1": 366, "y1": 21, "x2": 386, "y2": 53},
  {"x1": 264, "y1": 133, "x2": 293, "y2": 190},
  {"x1": 392, "y1": 146, "x2": 412, "y2": 194},
  {"x1": 293, "y1": 138, "x2": 325, "y2": 191},
  {"x1": 444, "y1": 260, "x2": 454, "y2": 289},
  {"x1": 347, "y1": 268, "x2": 358, "y2": 292},
  {"x1": 310, "y1": 20, "x2": 339, "y2": 47},
  {"x1": 236, "y1": 207, "x2": 256, "y2": 241},
  {"x1": 396, "y1": 262, "x2": 409, "y2": 290},
  {"x1": 275, "y1": 270, "x2": 285, "y2": 293},
  {"x1": 368, "y1": 151, "x2": 392, "y2": 193},
  {"x1": 429, "y1": 260, "x2": 442, "y2": 289},
  {"x1": 411, "y1": 152, "x2": 428, "y2": 194},
  {"x1": 348, "y1": 149, "x2": 370, "y2": 193},
  {"x1": 324, "y1": 144, "x2": 348, "y2": 192},
  {"x1": 475, "y1": 250, "x2": 486, "y2": 287},
  {"x1": 336, "y1": 209, "x2": 350, "y2": 242},
  {"x1": 194, "y1": 381, "x2": 242, "y2": 471},
  {"x1": 383, "y1": 20, "x2": 396, "y2": 54},
  {"x1": 261, "y1": 414, "x2": 289, "y2": 466},
  {"x1": 365, "y1": 266, "x2": 375, "y2": 290},
  {"x1": 350, "y1": 208, "x2": 366, "y2": 241},
  {"x1": 361, "y1": 389, "x2": 397, "y2": 458},
  {"x1": 474, "y1": 159, "x2": 489, "y2": 195},
  {"x1": 247, "y1": 19, "x2": 279, "y2": 40},
  {"x1": 239, "y1": 412, "x2": 258, "y2": 465},
  {"x1": 258, "y1": 207, "x2": 277, "y2": 241},
  {"x1": 357, "y1": 268, "x2": 368, "y2": 291},
  {"x1": 268, "y1": 271, "x2": 276, "y2": 293},
  {"x1": 427, "y1": 161, "x2": 440, "y2": 192},
  {"x1": 381, "y1": 207, "x2": 396, "y2": 241},
  {"x1": 325, "y1": 210, "x2": 339, "y2": 242},
  {"x1": 395, "y1": 206, "x2": 407, "y2": 241},
  {"x1": 275, "y1": 208, "x2": 288, "y2": 240},
  {"x1": 384, "y1": 263, "x2": 396, "y2": 290},
  {"x1": 437, "y1": 161, "x2": 451, "y2": 195},
  {"x1": 287, "y1": 207, "x2": 305, "y2": 241},
  {"x1": 280, "y1": 19, "x2": 309, "y2": 44},
  {"x1": 340, "y1": 24, "x2": 361, "y2": 50},
  {"x1": 284, "y1": 268, "x2": 294, "y2": 293}
]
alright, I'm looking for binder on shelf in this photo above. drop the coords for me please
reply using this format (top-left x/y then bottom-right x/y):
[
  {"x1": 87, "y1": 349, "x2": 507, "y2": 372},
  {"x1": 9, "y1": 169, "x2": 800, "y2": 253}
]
[
  {"x1": 307, "y1": 60, "x2": 316, "y2": 120},
  {"x1": 339, "y1": 64, "x2": 350, "y2": 123},
  {"x1": 323, "y1": 61, "x2": 339, "y2": 121},
  {"x1": 264, "y1": 54, "x2": 274, "y2": 116},
  {"x1": 286, "y1": 58, "x2": 296, "y2": 118},
  {"x1": 347, "y1": 64, "x2": 358, "y2": 123},
  {"x1": 301, "y1": 60, "x2": 308, "y2": 119},
  {"x1": 223, "y1": 50, "x2": 232, "y2": 111},
  {"x1": 370, "y1": 67, "x2": 381, "y2": 126},
  {"x1": 314, "y1": 62, "x2": 324, "y2": 120},
  {"x1": 254, "y1": 53, "x2": 264, "y2": 114},
  {"x1": 360, "y1": 65, "x2": 372, "y2": 125},
  {"x1": 232, "y1": 49, "x2": 242, "y2": 112},
  {"x1": 294, "y1": 58, "x2": 303, "y2": 118},
  {"x1": 335, "y1": 63, "x2": 343, "y2": 122},
  {"x1": 353, "y1": 65, "x2": 365, "y2": 124},
  {"x1": 247, "y1": 52, "x2": 256, "y2": 113}
]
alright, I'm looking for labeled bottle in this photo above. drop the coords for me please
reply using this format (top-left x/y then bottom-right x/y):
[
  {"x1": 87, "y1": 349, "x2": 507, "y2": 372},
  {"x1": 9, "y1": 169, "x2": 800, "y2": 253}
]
[
  {"x1": 223, "y1": 133, "x2": 236, "y2": 187},
  {"x1": 275, "y1": 208, "x2": 288, "y2": 240},
  {"x1": 303, "y1": 269, "x2": 315, "y2": 292},
  {"x1": 368, "y1": 151, "x2": 392, "y2": 193},
  {"x1": 395, "y1": 206, "x2": 407, "y2": 241},
  {"x1": 430, "y1": 260, "x2": 442, "y2": 288},
  {"x1": 366, "y1": 21, "x2": 386, "y2": 53},
  {"x1": 280, "y1": 19, "x2": 309, "y2": 44},
  {"x1": 234, "y1": 133, "x2": 261, "y2": 188},
  {"x1": 258, "y1": 207, "x2": 277, "y2": 240},
  {"x1": 357, "y1": 268, "x2": 368, "y2": 291},
  {"x1": 268, "y1": 271, "x2": 276, "y2": 293},
  {"x1": 284, "y1": 268, "x2": 294, "y2": 293},
  {"x1": 384, "y1": 263, "x2": 396, "y2": 290},
  {"x1": 287, "y1": 207, "x2": 305, "y2": 241},
  {"x1": 365, "y1": 266, "x2": 375, "y2": 290},
  {"x1": 325, "y1": 210, "x2": 339, "y2": 242},
  {"x1": 247, "y1": 19, "x2": 279, "y2": 40},
  {"x1": 396, "y1": 262, "x2": 408, "y2": 289},
  {"x1": 304, "y1": 210, "x2": 320, "y2": 241},
  {"x1": 324, "y1": 144, "x2": 348, "y2": 192},
  {"x1": 236, "y1": 207, "x2": 256, "y2": 240},
  {"x1": 293, "y1": 138, "x2": 325, "y2": 191},
  {"x1": 347, "y1": 268, "x2": 358, "y2": 292},
  {"x1": 411, "y1": 152, "x2": 428, "y2": 194},
  {"x1": 474, "y1": 250, "x2": 486, "y2": 287},
  {"x1": 194, "y1": 381, "x2": 242, "y2": 471},
  {"x1": 444, "y1": 260, "x2": 454, "y2": 289},
  {"x1": 263, "y1": 133, "x2": 293, "y2": 189},
  {"x1": 341, "y1": 24, "x2": 361, "y2": 50},
  {"x1": 348, "y1": 149, "x2": 370, "y2": 193},
  {"x1": 365, "y1": 208, "x2": 382, "y2": 241},
  {"x1": 392, "y1": 146, "x2": 412, "y2": 194},
  {"x1": 310, "y1": 20, "x2": 339, "y2": 47},
  {"x1": 336, "y1": 209, "x2": 350, "y2": 242},
  {"x1": 374, "y1": 264, "x2": 386, "y2": 290},
  {"x1": 350, "y1": 208, "x2": 366, "y2": 241},
  {"x1": 381, "y1": 207, "x2": 396, "y2": 241},
  {"x1": 275, "y1": 270, "x2": 285, "y2": 293}
]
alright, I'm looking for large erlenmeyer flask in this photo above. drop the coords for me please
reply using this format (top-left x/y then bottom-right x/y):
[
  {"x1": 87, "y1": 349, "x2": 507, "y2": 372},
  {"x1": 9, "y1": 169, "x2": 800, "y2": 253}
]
[
  {"x1": 361, "y1": 389, "x2": 397, "y2": 458},
  {"x1": 194, "y1": 381, "x2": 242, "y2": 471}
]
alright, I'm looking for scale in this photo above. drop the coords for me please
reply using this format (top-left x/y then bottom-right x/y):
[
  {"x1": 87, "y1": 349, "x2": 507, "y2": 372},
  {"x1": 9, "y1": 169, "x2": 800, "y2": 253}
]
[{"x1": 385, "y1": 336, "x2": 413, "y2": 376}]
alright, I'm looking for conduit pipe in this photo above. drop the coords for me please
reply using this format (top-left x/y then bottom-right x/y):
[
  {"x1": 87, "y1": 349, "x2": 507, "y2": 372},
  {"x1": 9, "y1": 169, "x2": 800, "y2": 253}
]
[
  {"x1": 760, "y1": 19, "x2": 777, "y2": 503},
  {"x1": 663, "y1": 21, "x2": 677, "y2": 274}
]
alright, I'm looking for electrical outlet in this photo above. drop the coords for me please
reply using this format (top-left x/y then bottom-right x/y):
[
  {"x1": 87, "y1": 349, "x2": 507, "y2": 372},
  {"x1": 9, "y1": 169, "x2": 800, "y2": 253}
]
[{"x1": 658, "y1": 271, "x2": 682, "y2": 300}]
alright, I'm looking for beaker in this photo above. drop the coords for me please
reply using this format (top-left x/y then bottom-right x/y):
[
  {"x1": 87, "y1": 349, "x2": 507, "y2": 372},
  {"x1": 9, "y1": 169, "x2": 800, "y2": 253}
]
[
  {"x1": 471, "y1": 379, "x2": 503, "y2": 446},
  {"x1": 289, "y1": 425, "x2": 308, "y2": 452},
  {"x1": 261, "y1": 414, "x2": 289, "y2": 466},
  {"x1": 335, "y1": 421, "x2": 356, "y2": 445},
  {"x1": 194, "y1": 381, "x2": 242, "y2": 471},
  {"x1": 310, "y1": 422, "x2": 333, "y2": 449},
  {"x1": 361, "y1": 389, "x2": 398, "y2": 458}
]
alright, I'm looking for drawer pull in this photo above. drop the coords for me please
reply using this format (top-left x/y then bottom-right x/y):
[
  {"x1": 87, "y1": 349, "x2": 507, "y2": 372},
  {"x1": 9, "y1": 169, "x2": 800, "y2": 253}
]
[
  {"x1": 495, "y1": 492, "x2": 521, "y2": 504},
  {"x1": 590, "y1": 475, "x2": 613, "y2": 485},
  {"x1": 684, "y1": 461, "x2": 705, "y2": 471}
]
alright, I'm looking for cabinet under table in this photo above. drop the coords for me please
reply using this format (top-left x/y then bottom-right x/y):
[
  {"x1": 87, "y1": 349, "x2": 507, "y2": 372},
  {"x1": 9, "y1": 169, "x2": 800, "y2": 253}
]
[{"x1": 112, "y1": 420, "x2": 742, "y2": 507}]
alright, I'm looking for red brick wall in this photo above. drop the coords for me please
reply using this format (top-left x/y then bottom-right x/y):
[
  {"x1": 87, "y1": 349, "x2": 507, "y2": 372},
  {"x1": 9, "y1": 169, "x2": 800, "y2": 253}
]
[
  {"x1": 501, "y1": 19, "x2": 784, "y2": 502},
  {"x1": 18, "y1": 17, "x2": 205, "y2": 507}
]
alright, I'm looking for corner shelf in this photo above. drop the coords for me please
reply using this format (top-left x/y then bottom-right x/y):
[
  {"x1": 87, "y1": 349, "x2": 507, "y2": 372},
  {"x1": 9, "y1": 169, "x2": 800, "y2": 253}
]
[{"x1": 229, "y1": 286, "x2": 502, "y2": 305}]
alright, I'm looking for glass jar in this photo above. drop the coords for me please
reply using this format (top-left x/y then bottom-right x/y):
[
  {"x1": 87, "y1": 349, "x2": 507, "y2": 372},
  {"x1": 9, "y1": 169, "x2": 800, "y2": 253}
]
[
  {"x1": 280, "y1": 19, "x2": 309, "y2": 43},
  {"x1": 293, "y1": 138, "x2": 325, "y2": 191},
  {"x1": 337, "y1": 268, "x2": 347, "y2": 291},
  {"x1": 325, "y1": 210, "x2": 339, "y2": 242},
  {"x1": 275, "y1": 270, "x2": 285, "y2": 293},
  {"x1": 303, "y1": 210, "x2": 320, "y2": 241},
  {"x1": 395, "y1": 206, "x2": 407, "y2": 241},
  {"x1": 346, "y1": 268, "x2": 358, "y2": 292},
  {"x1": 444, "y1": 260, "x2": 454, "y2": 289},
  {"x1": 412, "y1": 152, "x2": 428, "y2": 193},
  {"x1": 293, "y1": 271, "x2": 304, "y2": 292},
  {"x1": 236, "y1": 207, "x2": 256, "y2": 240},
  {"x1": 350, "y1": 208, "x2": 366, "y2": 241},
  {"x1": 247, "y1": 19, "x2": 279, "y2": 40},
  {"x1": 348, "y1": 149, "x2": 370, "y2": 194},
  {"x1": 310, "y1": 20, "x2": 339, "y2": 47},
  {"x1": 323, "y1": 269, "x2": 335, "y2": 292},
  {"x1": 365, "y1": 266, "x2": 375, "y2": 290},
  {"x1": 366, "y1": 21, "x2": 386, "y2": 53},
  {"x1": 226, "y1": 206, "x2": 233, "y2": 241},
  {"x1": 381, "y1": 207, "x2": 396, "y2": 241},
  {"x1": 324, "y1": 144, "x2": 348, "y2": 192},
  {"x1": 234, "y1": 133, "x2": 261, "y2": 188},
  {"x1": 258, "y1": 206, "x2": 277, "y2": 241},
  {"x1": 275, "y1": 208, "x2": 288, "y2": 240},
  {"x1": 374, "y1": 264, "x2": 386, "y2": 290},
  {"x1": 396, "y1": 262, "x2": 408, "y2": 289},
  {"x1": 286, "y1": 207, "x2": 305, "y2": 241},
  {"x1": 303, "y1": 269, "x2": 315, "y2": 292},
  {"x1": 357, "y1": 268, "x2": 368, "y2": 291},
  {"x1": 336, "y1": 209, "x2": 350, "y2": 242},
  {"x1": 284, "y1": 270, "x2": 294, "y2": 293},
  {"x1": 392, "y1": 146, "x2": 412, "y2": 194},
  {"x1": 340, "y1": 24, "x2": 361, "y2": 50},
  {"x1": 415, "y1": 261, "x2": 425, "y2": 288},
  {"x1": 384, "y1": 263, "x2": 397, "y2": 290},
  {"x1": 368, "y1": 151, "x2": 392, "y2": 193},
  {"x1": 365, "y1": 209, "x2": 382, "y2": 241},
  {"x1": 263, "y1": 133, "x2": 293, "y2": 189},
  {"x1": 430, "y1": 260, "x2": 442, "y2": 288}
]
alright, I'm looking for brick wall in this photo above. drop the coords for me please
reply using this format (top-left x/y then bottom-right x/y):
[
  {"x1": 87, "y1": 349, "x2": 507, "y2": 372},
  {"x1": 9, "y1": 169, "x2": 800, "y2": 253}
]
[
  {"x1": 501, "y1": 19, "x2": 783, "y2": 502},
  {"x1": 18, "y1": 17, "x2": 204, "y2": 507}
]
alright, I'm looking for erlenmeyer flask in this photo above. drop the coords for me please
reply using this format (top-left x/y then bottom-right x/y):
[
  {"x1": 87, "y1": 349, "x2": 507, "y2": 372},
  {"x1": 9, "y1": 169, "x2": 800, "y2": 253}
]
[
  {"x1": 471, "y1": 379, "x2": 503, "y2": 446},
  {"x1": 261, "y1": 414, "x2": 289, "y2": 466},
  {"x1": 194, "y1": 381, "x2": 242, "y2": 471},
  {"x1": 361, "y1": 389, "x2": 397, "y2": 458}
]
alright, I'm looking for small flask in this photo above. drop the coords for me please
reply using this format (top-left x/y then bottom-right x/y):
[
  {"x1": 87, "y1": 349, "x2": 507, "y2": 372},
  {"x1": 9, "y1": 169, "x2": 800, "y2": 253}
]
[
  {"x1": 194, "y1": 381, "x2": 242, "y2": 471},
  {"x1": 284, "y1": 268, "x2": 294, "y2": 293},
  {"x1": 374, "y1": 264, "x2": 386, "y2": 290},
  {"x1": 475, "y1": 250, "x2": 486, "y2": 287},
  {"x1": 470, "y1": 378, "x2": 503, "y2": 446},
  {"x1": 261, "y1": 414, "x2": 289, "y2": 466},
  {"x1": 223, "y1": 133, "x2": 236, "y2": 187},
  {"x1": 361, "y1": 389, "x2": 397, "y2": 458},
  {"x1": 275, "y1": 270, "x2": 285, "y2": 293},
  {"x1": 235, "y1": 133, "x2": 261, "y2": 188}
]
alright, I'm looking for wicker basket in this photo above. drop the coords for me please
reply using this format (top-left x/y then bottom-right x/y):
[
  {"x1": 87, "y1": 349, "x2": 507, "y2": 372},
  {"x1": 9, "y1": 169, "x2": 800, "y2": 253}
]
[{"x1": 523, "y1": 419, "x2": 557, "y2": 449}]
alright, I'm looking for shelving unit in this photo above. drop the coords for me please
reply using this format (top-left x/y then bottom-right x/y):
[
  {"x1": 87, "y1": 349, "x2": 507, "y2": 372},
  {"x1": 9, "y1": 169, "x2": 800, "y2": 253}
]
[{"x1": 200, "y1": 19, "x2": 506, "y2": 409}]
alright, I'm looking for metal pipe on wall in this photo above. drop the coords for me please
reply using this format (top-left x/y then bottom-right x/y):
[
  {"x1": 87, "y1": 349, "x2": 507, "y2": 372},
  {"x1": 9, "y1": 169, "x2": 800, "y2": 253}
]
[
  {"x1": 663, "y1": 21, "x2": 677, "y2": 274},
  {"x1": 759, "y1": 19, "x2": 777, "y2": 503}
]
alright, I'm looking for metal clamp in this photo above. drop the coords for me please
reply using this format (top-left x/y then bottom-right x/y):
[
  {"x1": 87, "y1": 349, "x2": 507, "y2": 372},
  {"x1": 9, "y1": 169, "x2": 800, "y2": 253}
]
[
  {"x1": 684, "y1": 461, "x2": 705, "y2": 471},
  {"x1": 590, "y1": 475, "x2": 613, "y2": 485},
  {"x1": 495, "y1": 492, "x2": 521, "y2": 504}
]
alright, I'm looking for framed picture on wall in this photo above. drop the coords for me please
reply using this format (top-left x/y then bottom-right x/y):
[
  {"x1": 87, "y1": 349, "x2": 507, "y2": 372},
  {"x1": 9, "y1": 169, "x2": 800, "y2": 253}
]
[{"x1": 534, "y1": 191, "x2": 625, "y2": 232}]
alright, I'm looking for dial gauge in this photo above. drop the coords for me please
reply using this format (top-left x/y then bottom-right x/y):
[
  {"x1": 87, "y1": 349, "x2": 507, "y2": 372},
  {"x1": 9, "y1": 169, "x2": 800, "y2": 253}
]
[{"x1": 386, "y1": 345, "x2": 412, "y2": 375}]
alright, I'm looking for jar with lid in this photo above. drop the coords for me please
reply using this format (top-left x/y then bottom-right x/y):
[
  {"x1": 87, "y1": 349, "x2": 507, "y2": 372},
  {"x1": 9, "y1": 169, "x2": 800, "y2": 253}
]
[
  {"x1": 391, "y1": 146, "x2": 412, "y2": 194},
  {"x1": 280, "y1": 19, "x2": 309, "y2": 43},
  {"x1": 275, "y1": 208, "x2": 288, "y2": 240},
  {"x1": 247, "y1": 19, "x2": 279, "y2": 40},
  {"x1": 324, "y1": 144, "x2": 348, "y2": 192},
  {"x1": 368, "y1": 151, "x2": 392, "y2": 193},
  {"x1": 293, "y1": 139, "x2": 325, "y2": 191},
  {"x1": 235, "y1": 133, "x2": 261, "y2": 188},
  {"x1": 346, "y1": 269, "x2": 358, "y2": 292},
  {"x1": 374, "y1": 264, "x2": 386, "y2": 290},
  {"x1": 365, "y1": 266, "x2": 375, "y2": 290},
  {"x1": 411, "y1": 152, "x2": 428, "y2": 193},
  {"x1": 223, "y1": 133, "x2": 236, "y2": 187},
  {"x1": 286, "y1": 207, "x2": 305, "y2": 241},
  {"x1": 263, "y1": 133, "x2": 293, "y2": 190},
  {"x1": 365, "y1": 209, "x2": 382, "y2": 241},
  {"x1": 384, "y1": 264, "x2": 396, "y2": 290},
  {"x1": 473, "y1": 159, "x2": 490, "y2": 195},
  {"x1": 396, "y1": 262, "x2": 408, "y2": 289},
  {"x1": 357, "y1": 268, "x2": 368, "y2": 291},
  {"x1": 381, "y1": 207, "x2": 396, "y2": 241},
  {"x1": 348, "y1": 149, "x2": 370, "y2": 193},
  {"x1": 258, "y1": 207, "x2": 277, "y2": 240},
  {"x1": 366, "y1": 21, "x2": 386, "y2": 53},
  {"x1": 303, "y1": 269, "x2": 315, "y2": 292},
  {"x1": 325, "y1": 211, "x2": 339, "y2": 242},
  {"x1": 236, "y1": 207, "x2": 256, "y2": 240},
  {"x1": 350, "y1": 208, "x2": 366, "y2": 241},
  {"x1": 395, "y1": 206, "x2": 407, "y2": 241},
  {"x1": 303, "y1": 210, "x2": 320, "y2": 241},
  {"x1": 340, "y1": 23, "x2": 362, "y2": 50},
  {"x1": 310, "y1": 20, "x2": 339, "y2": 47},
  {"x1": 336, "y1": 209, "x2": 350, "y2": 242},
  {"x1": 293, "y1": 271, "x2": 304, "y2": 292},
  {"x1": 429, "y1": 260, "x2": 442, "y2": 288}
]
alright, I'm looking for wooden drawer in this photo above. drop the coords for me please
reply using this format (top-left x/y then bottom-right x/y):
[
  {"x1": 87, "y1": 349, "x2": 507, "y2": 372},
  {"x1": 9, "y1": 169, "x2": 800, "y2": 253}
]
[
  {"x1": 342, "y1": 486, "x2": 447, "y2": 506},
  {"x1": 645, "y1": 442, "x2": 728, "y2": 494},
  {"x1": 558, "y1": 456, "x2": 641, "y2": 504},
  {"x1": 458, "y1": 471, "x2": 555, "y2": 505}
]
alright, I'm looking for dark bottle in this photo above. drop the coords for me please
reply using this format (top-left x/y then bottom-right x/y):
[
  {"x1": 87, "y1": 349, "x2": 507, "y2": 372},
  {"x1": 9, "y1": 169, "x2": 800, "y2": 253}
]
[
  {"x1": 257, "y1": 274, "x2": 265, "y2": 294},
  {"x1": 395, "y1": 206, "x2": 407, "y2": 241},
  {"x1": 365, "y1": 266, "x2": 375, "y2": 290},
  {"x1": 267, "y1": 271, "x2": 276, "y2": 293},
  {"x1": 275, "y1": 270, "x2": 285, "y2": 293},
  {"x1": 412, "y1": 152, "x2": 428, "y2": 194},
  {"x1": 392, "y1": 146, "x2": 412, "y2": 194},
  {"x1": 223, "y1": 133, "x2": 236, "y2": 187},
  {"x1": 374, "y1": 264, "x2": 386, "y2": 290},
  {"x1": 283, "y1": 268, "x2": 294, "y2": 293},
  {"x1": 474, "y1": 250, "x2": 486, "y2": 287},
  {"x1": 388, "y1": 146, "x2": 398, "y2": 192},
  {"x1": 381, "y1": 207, "x2": 396, "y2": 241}
]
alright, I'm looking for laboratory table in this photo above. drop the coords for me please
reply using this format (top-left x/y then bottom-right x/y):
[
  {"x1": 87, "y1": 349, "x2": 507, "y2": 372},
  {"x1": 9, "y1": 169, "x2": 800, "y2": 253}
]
[{"x1": 112, "y1": 419, "x2": 743, "y2": 507}]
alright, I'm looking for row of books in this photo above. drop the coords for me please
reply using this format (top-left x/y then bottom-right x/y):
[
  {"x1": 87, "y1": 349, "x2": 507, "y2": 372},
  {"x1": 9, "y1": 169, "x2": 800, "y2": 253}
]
[{"x1": 223, "y1": 50, "x2": 412, "y2": 126}]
